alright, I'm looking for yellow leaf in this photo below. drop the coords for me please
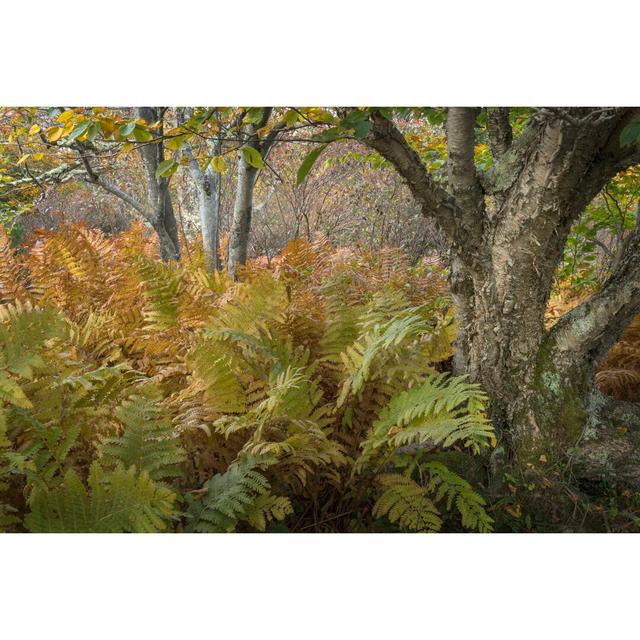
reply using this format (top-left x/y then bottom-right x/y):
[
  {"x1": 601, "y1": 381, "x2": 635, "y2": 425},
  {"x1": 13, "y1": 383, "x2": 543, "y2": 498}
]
[
  {"x1": 16, "y1": 154, "x2": 30, "y2": 165},
  {"x1": 28, "y1": 124, "x2": 41, "y2": 136},
  {"x1": 256, "y1": 126, "x2": 271, "y2": 139},
  {"x1": 505, "y1": 503, "x2": 522, "y2": 518},
  {"x1": 99, "y1": 118, "x2": 116, "y2": 138},
  {"x1": 57, "y1": 110, "x2": 76, "y2": 123},
  {"x1": 47, "y1": 126, "x2": 64, "y2": 142},
  {"x1": 210, "y1": 155, "x2": 227, "y2": 174},
  {"x1": 32, "y1": 153, "x2": 44, "y2": 161}
]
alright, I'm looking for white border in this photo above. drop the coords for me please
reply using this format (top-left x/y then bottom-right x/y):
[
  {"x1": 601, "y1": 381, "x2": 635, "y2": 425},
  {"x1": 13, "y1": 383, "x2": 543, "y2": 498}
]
[
  {"x1": 2, "y1": 533, "x2": 639, "y2": 639},
  {"x1": 1, "y1": 1, "x2": 639, "y2": 636},
  {"x1": 1, "y1": 1, "x2": 639, "y2": 105}
]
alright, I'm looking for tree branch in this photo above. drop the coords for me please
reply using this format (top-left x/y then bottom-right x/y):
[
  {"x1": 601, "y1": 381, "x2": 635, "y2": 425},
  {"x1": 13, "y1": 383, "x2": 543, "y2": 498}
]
[
  {"x1": 446, "y1": 107, "x2": 484, "y2": 223},
  {"x1": 73, "y1": 143, "x2": 149, "y2": 218},
  {"x1": 486, "y1": 108, "x2": 512, "y2": 161},
  {"x1": 363, "y1": 112, "x2": 462, "y2": 246},
  {"x1": 550, "y1": 206, "x2": 640, "y2": 365}
]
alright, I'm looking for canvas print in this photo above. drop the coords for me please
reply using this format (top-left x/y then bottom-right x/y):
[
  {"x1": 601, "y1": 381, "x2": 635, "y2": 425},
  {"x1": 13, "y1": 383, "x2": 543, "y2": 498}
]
[{"x1": 1, "y1": 106, "x2": 639, "y2": 533}]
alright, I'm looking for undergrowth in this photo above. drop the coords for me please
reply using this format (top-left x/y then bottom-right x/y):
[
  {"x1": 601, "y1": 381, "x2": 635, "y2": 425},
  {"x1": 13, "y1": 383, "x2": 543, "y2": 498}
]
[{"x1": 0, "y1": 223, "x2": 497, "y2": 532}]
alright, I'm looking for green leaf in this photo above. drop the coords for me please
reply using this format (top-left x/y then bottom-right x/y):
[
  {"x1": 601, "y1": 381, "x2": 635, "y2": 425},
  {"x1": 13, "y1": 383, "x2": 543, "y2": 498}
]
[
  {"x1": 375, "y1": 108, "x2": 394, "y2": 120},
  {"x1": 296, "y1": 144, "x2": 328, "y2": 185},
  {"x1": 352, "y1": 118, "x2": 372, "y2": 139},
  {"x1": 283, "y1": 110, "x2": 301, "y2": 127},
  {"x1": 245, "y1": 108, "x2": 266, "y2": 125},
  {"x1": 118, "y1": 122, "x2": 137, "y2": 138},
  {"x1": 241, "y1": 146, "x2": 264, "y2": 169},
  {"x1": 86, "y1": 122, "x2": 101, "y2": 143},
  {"x1": 314, "y1": 126, "x2": 344, "y2": 143},
  {"x1": 133, "y1": 126, "x2": 154, "y2": 143},
  {"x1": 66, "y1": 121, "x2": 91, "y2": 142},
  {"x1": 620, "y1": 121, "x2": 640, "y2": 147},
  {"x1": 155, "y1": 159, "x2": 178, "y2": 178}
]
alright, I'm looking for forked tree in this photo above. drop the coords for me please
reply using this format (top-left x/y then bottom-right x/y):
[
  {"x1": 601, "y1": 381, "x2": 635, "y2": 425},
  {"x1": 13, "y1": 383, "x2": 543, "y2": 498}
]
[{"x1": 354, "y1": 108, "x2": 640, "y2": 475}]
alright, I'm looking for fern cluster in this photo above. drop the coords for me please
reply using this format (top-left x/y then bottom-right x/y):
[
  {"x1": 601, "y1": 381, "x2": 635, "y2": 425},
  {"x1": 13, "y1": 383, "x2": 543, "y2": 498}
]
[{"x1": 0, "y1": 223, "x2": 495, "y2": 532}]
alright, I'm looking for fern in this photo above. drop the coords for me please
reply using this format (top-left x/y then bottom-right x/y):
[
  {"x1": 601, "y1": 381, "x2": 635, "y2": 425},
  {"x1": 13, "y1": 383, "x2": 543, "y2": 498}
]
[
  {"x1": 0, "y1": 410, "x2": 20, "y2": 531},
  {"x1": 373, "y1": 474, "x2": 442, "y2": 532},
  {"x1": 101, "y1": 392, "x2": 186, "y2": 482},
  {"x1": 186, "y1": 458, "x2": 292, "y2": 532},
  {"x1": 356, "y1": 373, "x2": 495, "y2": 472},
  {"x1": 0, "y1": 302, "x2": 66, "y2": 379},
  {"x1": 422, "y1": 461, "x2": 493, "y2": 533},
  {"x1": 25, "y1": 463, "x2": 177, "y2": 533},
  {"x1": 0, "y1": 223, "x2": 494, "y2": 533}
]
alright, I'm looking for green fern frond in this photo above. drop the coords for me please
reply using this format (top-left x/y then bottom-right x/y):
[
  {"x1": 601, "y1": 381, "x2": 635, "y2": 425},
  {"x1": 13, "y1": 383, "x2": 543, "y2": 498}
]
[
  {"x1": 101, "y1": 392, "x2": 186, "y2": 482},
  {"x1": 186, "y1": 458, "x2": 291, "y2": 532},
  {"x1": 25, "y1": 463, "x2": 177, "y2": 533},
  {"x1": 0, "y1": 302, "x2": 66, "y2": 379},
  {"x1": 185, "y1": 336, "x2": 247, "y2": 414},
  {"x1": 356, "y1": 373, "x2": 495, "y2": 472},
  {"x1": 135, "y1": 256, "x2": 182, "y2": 331},
  {"x1": 337, "y1": 310, "x2": 433, "y2": 405},
  {"x1": 423, "y1": 461, "x2": 493, "y2": 532},
  {"x1": 373, "y1": 473, "x2": 442, "y2": 532}
]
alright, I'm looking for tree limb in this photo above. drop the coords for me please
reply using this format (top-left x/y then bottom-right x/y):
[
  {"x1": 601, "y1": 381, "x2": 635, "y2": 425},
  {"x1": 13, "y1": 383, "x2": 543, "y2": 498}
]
[
  {"x1": 363, "y1": 112, "x2": 462, "y2": 246},
  {"x1": 74, "y1": 142, "x2": 149, "y2": 218},
  {"x1": 486, "y1": 108, "x2": 512, "y2": 161},
  {"x1": 550, "y1": 207, "x2": 640, "y2": 365},
  {"x1": 446, "y1": 107, "x2": 484, "y2": 226}
]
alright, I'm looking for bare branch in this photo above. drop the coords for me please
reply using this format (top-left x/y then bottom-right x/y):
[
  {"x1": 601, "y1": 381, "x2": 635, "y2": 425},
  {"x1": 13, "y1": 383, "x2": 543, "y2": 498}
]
[
  {"x1": 363, "y1": 111, "x2": 462, "y2": 246},
  {"x1": 550, "y1": 207, "x2": 640, "y2": 365},
  {"x1": 74, "y1": 143, "x2": 148, "y2": 218},
  {"x1": 486, "y1": 108, "x2": 512, "y2": 161}
]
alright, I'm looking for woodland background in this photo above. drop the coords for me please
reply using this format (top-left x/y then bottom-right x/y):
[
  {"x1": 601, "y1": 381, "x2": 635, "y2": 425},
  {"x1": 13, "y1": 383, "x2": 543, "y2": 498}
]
[{"x1": 1, "y1": 106, "x2": 640, "y2": 533}]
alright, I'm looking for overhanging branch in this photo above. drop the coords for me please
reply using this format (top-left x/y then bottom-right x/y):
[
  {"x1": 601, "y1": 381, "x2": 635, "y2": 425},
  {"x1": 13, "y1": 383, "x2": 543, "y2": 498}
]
[
  {"x1": 550, "y1": 212, "x2": 640, "y2": 364},
  {"x1": 363, "y1": 112, "x2": 462, "y2": 246}
]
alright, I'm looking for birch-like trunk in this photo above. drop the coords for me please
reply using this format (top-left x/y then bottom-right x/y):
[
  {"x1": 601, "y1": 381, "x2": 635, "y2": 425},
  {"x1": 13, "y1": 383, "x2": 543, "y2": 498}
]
[
  {"x1": 363, "y1": 107, "x2": 640, "y2": 482},
  {"x1": 227, "y1": 108, "x2": 284, "y2": 279}
]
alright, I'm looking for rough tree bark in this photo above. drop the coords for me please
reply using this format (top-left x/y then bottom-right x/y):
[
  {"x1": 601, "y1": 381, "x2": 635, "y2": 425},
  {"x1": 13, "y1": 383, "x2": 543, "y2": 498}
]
[
  {"x1": 363, "y1": 107, "x2": 640, "y2": 482},
  {"x1": 227, "y1": 108, "x2": 284, "y2": 279}
]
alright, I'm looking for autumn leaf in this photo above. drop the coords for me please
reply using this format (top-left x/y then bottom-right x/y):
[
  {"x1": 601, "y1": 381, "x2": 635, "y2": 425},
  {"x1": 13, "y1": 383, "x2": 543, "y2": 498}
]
[
  {"x1": 241, "y1": 146, "x2": 264, "y2": 169},
  {"x1": 210, "y1": 155, "x2": 227, "y2": 174}
]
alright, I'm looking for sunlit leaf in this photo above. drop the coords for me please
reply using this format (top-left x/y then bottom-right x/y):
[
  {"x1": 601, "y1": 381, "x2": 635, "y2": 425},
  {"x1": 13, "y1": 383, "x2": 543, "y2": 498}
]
[
  {"x1": 155, "y1": 159, "x2": 178, "y2": 178},
  {"x1": 241, "y1": 146, "x2": 264, "y2": 169},
  {"x1": 296, "y1": 144, "x2": 328, "y2": 185}
]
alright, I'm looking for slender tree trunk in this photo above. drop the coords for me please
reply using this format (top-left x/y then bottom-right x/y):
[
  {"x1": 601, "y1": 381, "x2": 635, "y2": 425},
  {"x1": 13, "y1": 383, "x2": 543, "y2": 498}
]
[
  {"x1": 135, "y1": 107, "x2": 181, "y2": 261},
  {"x1": 228, "y1": 158, "x2": 258, "y2": 278},
  {"x1": 178, "y1": 108, "x2": 222, "y2": 271},
  {"x1": 227, "y1": 108, "x2": 285, "y2": 278}
]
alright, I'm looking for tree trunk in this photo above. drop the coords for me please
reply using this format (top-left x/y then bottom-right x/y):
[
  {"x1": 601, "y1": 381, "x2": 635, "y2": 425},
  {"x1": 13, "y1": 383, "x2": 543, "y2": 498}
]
[
  {"x1": 135, "y1": 107, "x2": 181, "y2": 262},
  {"x1": 362, "y1": 107, "x2": 640, "y2": 479},
  {"x1": 228, "y1": 158, "x2": 257, "y2": 278},
  {"x1": 178, "y1": 108, "x2": 222, "y2": 271},
  {"x1": 227, "y1": 108, "x2": 285, "y2": 279}
]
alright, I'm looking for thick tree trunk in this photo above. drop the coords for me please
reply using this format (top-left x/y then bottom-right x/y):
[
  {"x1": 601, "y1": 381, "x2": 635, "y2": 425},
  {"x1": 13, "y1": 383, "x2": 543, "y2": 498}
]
[{"x1": 363, "y1": 107, "x2": 640, "y2": 478}]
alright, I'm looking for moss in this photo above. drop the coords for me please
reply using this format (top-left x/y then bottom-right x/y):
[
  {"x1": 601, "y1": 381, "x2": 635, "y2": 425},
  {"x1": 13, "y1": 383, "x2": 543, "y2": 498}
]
[{"x1": 514, "y1": 341, "x2": 590, "y2": 461}]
